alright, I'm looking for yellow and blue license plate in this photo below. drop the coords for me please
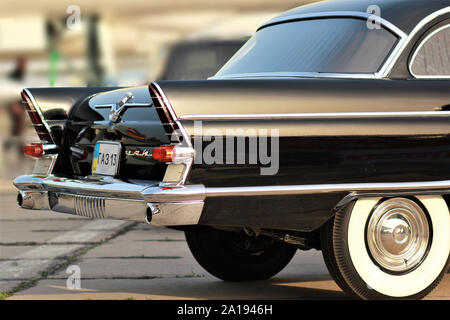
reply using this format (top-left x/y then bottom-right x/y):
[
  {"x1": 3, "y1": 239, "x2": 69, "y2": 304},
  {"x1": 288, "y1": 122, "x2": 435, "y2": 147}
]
[{"x1": 92, "y1": 141, "x2": 121, "y2": 176}]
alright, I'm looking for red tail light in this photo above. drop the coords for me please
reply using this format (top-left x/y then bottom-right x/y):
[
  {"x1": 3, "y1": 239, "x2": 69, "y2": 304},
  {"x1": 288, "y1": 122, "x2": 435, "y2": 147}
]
[
  {"x1": 152, "y1": 145, "x2": 174, "y2": 162},
  {"x1": 24, "y1": 143, "x2": 44, "y2": 158}
]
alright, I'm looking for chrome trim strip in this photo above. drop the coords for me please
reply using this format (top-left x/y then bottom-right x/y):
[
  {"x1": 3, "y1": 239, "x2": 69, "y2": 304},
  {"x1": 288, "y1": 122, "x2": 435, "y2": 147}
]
[
  {"x1": 381, "y1": 6, "x2": 450, "y2": 78},
  {"x1": 211, "y1": 72, "x2": 378, "y2": 80},
  {"x1": 409, "y1": 24, "x2": 450, "y2": 79},
  {"x1": 205, "y1": 180, "x2": 450, "y2": 197},
  {"x1": 179, "y1": 111, "x2": 450, "y2": 121},
  {"x1": 258, "y1": 11, "x2": 407, "y2": 38}
]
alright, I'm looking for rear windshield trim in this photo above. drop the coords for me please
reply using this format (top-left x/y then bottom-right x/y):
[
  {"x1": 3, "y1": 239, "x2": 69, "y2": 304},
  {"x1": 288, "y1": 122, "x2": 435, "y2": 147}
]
[{"x1": 259, "y1": 11, "x2": 406, "y2": 38}]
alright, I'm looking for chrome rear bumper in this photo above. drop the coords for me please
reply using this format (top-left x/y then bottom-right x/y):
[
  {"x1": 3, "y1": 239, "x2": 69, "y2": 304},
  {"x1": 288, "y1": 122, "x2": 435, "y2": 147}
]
[{"x1": 14, "y1": 175, "x2": 205, "y2": 226}]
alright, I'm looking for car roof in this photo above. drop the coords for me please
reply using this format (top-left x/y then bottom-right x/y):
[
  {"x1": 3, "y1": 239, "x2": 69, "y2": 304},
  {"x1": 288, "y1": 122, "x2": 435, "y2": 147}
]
[{"x1": 261, "y1": 0, "x2": 449, "y2": 35}]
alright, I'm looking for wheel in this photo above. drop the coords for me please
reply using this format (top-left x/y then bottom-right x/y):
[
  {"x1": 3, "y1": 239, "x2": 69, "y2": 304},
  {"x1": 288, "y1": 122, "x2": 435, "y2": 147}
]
[
  {"x1": 320, "y1": 213, "x2": 355, "y2": 296},
  {"x1": 324, "y1": 196, "x2": 450, "y2": 299},
  {"x1": 185, "y1": 227, "x2": 297, "y2": 281}
]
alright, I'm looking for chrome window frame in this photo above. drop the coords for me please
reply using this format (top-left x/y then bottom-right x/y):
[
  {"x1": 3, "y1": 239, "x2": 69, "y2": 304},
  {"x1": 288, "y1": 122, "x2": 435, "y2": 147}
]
[
  {"x1": 408, "y1": 24, "x2": 450, "y2": 79},
  {"x1": 211, "y1": 8, "x2": 450, "y2": 80}
]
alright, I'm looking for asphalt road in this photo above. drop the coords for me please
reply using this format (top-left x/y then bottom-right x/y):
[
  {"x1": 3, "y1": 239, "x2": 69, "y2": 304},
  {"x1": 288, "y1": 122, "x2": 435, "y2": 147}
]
[{"x1": 0, "y1": 189, "x2": 449, "y2": 300}]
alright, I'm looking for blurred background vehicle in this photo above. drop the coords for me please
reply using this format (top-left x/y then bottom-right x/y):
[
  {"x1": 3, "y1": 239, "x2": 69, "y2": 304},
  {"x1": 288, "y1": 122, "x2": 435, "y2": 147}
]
[{"x1": 157, "y1": 39, "x2": 247, "y2": 81}]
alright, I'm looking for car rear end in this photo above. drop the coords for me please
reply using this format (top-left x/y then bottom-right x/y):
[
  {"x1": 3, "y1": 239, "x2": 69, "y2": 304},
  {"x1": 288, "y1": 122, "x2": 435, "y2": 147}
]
[{"x1": 15, "y1": 84, "x2": 204, "y2": 226}]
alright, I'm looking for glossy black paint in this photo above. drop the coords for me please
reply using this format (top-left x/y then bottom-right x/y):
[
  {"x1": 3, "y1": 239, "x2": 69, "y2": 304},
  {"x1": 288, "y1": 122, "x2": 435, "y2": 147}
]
[
  {"x1": 157, "y1": 79, "x2": 449, "y2": 117},
  {"x1": 25, "y1": 87, "x2": 119, "y2": 120},
  {"x1": 187, "y1": 135, "x2": 450, "y2": 187},
  {"x1": 199, "y1": 193, "x2": 348, "y2": 232}
]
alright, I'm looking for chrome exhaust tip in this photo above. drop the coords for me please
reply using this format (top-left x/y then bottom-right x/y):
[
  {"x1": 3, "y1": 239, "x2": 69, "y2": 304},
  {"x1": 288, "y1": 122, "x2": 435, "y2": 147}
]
[
  {"x1": 16, "y1": 191, "x2": 49, "y2": 210},
  {"x1": 17, "y1": 192, "x2": 24, "y2": 207}
]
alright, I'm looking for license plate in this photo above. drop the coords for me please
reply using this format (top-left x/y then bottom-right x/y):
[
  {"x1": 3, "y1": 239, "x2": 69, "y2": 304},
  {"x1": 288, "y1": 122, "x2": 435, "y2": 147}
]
[{"x1": 92, "y1": 141, "x2": 121, "y2": 176}]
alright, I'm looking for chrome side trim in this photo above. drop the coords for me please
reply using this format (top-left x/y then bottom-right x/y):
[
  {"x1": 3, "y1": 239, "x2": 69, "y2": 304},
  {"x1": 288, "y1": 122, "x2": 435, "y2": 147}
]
[
  {"x1": 179, "y1": 111, "x2": 450, "y2": 121},
  {"x1": 205, "y1": 180, "x2": 450, "y2": 197},
  {"x1": 408, "y1": 24, "x2": 450, "y2": 79},
  {"x1": 382, "y1": 6, "x2": 450, "y2": 78},
  {"x1": 258, "y1": 11, "x2": 407, "y2": 38}
]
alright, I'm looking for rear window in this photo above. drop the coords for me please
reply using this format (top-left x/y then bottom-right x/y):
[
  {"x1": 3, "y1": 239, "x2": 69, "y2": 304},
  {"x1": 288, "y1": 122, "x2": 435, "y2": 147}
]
[{"x1": 215, "y1": 18, "x2": 398, "y2": 76}]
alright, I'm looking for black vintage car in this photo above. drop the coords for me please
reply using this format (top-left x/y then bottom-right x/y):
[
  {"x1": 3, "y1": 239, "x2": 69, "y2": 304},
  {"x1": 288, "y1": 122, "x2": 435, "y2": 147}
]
[{"x1": 14, "y1": 0, "x2": 449, "y2": 299}]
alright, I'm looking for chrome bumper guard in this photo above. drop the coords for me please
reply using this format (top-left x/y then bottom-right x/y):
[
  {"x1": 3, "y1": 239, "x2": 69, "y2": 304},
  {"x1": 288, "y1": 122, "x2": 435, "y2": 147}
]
[{"x1": 14, "y1": 175, "x2": 205, "y2": 226}]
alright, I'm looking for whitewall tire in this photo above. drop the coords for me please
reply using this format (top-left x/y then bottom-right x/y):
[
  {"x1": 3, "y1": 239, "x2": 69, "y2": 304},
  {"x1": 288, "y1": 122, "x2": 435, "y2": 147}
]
[{"x1": 328, "y1": 195, "x2": 450, "y2": 299}]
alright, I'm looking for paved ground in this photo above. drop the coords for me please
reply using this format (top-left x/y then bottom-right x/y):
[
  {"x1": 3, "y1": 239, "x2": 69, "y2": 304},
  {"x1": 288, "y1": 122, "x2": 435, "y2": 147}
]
[{"x1": 0, "y1": 189, "x2": 449, "y2": 300}]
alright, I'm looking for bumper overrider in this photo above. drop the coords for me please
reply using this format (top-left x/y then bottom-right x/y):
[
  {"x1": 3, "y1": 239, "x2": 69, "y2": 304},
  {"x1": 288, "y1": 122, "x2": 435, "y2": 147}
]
[{"x1": 14, "y1": 175, "x2": 205, "y2": 226}]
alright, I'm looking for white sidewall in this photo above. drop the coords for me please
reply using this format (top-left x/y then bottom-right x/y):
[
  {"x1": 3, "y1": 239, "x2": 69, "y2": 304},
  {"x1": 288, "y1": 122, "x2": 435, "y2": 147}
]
[{"x1": 348, "y1": 196, "x2": 450, "y2": 297}]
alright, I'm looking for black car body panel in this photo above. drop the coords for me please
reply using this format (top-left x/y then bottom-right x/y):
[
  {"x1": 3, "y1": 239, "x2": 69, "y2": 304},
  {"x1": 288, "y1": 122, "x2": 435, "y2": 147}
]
[{"x1": 150, "y1": 78, "x2": 449, "y2": 231}]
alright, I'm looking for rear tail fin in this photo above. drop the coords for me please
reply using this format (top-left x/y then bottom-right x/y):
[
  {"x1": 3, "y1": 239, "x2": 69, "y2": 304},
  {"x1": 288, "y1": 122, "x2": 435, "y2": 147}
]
[
  {"x1": 21, "y1": 87, "x2": 119, "y2": 145},
  {"x1": 21, "y1": 89, "x2": 54, "y2": 144}
]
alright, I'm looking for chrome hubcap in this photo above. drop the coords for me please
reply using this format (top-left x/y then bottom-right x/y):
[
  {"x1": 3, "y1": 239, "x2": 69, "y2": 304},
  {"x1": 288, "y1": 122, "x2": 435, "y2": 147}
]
[{"x1": 366, "y1": 198, "x2": 430, "y2": 273}]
